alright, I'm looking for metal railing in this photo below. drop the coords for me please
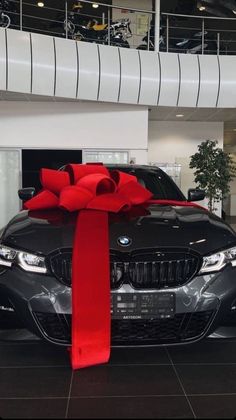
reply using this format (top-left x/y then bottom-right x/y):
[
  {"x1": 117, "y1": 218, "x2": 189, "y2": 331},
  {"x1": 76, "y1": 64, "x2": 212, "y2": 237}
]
[
  {"x1": 161, "y1": 12, "x2": 236, "y2": 55},
  {"x1": 1, "y1": 0, "x2": 236, "y2": 54}
]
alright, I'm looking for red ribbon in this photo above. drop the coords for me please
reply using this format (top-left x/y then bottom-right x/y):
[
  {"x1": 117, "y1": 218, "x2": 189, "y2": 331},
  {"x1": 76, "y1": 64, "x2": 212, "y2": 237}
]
[{"x1": 24, "y1": 164, "x2": 206, "y2": 370}]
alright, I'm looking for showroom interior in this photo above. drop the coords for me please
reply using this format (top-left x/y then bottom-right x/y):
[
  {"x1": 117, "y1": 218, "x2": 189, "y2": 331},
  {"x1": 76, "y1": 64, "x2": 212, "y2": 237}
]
[{"x1": 2, "y1": 0, "x2": 236, "y2": 418}]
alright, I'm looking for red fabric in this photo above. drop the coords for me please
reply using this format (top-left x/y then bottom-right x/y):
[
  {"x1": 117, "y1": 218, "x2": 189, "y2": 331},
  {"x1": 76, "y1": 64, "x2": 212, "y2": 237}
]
[
  {"x1": 24, "y1": 163, "x2": 207, "y2": 370},
  {"x1": 71, "y1": 210, "x2": 110, "y2": 369},
  {"x1": 25, "y1": 164, "x2": 152, "y2": 370}
]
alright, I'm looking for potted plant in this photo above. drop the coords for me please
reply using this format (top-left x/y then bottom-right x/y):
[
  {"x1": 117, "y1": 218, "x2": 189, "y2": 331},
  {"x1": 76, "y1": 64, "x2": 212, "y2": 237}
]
[{"x1": 189, "y1": 140, "x2": 236, "y2": 214}]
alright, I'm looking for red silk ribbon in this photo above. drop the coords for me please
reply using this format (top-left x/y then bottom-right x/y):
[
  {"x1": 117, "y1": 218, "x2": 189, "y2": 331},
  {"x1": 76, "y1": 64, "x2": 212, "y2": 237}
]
[{"x1": 24, "y1": 164, "x2": 206, "y2": 370}]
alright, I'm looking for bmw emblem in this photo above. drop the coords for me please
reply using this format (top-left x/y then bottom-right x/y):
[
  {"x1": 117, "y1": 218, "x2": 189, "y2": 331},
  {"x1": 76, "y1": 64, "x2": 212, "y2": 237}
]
[{"x1": 117, "y1": 236, "x2": 132, "y2": 247}]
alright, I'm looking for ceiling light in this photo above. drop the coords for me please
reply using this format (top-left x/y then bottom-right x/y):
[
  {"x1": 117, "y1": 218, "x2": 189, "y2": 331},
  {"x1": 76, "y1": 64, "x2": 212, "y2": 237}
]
[
  {"x1": 92, "y1": 3, "x2": 99, "y2": 8},
  {"x1": 37, "y1": 2, "x2": 44, "y2": 7},
  {"x1": 176, "y1": 114, "x2": 184, "y2": 118},
  {"x1": 233, "y1": 10, "x2": 236, "y2": 15},
  {"x1": 73, "y1": 2, "x2": 83, "y2": 10},
  {"x1": 199, "y1": 6, "x2": 206, "y2": 11}
]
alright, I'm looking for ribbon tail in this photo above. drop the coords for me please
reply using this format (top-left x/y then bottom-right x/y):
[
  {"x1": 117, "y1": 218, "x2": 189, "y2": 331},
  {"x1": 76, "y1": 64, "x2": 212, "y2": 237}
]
[{"x1": 71, "y1": 209, "x2": 111, "y2": 370}]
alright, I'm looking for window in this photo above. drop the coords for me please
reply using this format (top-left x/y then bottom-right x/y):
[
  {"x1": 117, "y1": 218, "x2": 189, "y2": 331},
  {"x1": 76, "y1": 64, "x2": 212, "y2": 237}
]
[{"x1": 83, "y1": 150, "x2": 129, "y2": 164}]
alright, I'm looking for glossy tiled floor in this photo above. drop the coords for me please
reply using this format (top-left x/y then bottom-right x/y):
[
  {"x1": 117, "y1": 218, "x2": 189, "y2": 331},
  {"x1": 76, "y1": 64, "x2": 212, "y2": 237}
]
[{"x1": 1, "y1": 339, "x2": 236, "y2": 418}]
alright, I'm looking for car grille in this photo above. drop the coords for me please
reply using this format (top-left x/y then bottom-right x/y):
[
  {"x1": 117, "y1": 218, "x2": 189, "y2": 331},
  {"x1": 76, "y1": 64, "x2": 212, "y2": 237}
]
[
  {"x1": 33, "y1": 310, "x2": 215, "y2": 345},
  {"x1": 47, "y1": 249, "x2": 201, "y2": 290}
]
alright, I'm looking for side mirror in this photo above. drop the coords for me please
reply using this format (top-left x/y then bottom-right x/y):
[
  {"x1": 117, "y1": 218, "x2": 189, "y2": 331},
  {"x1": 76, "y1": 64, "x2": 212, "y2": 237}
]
[
  {"x1": 18, "y1": 187, "x2": 35, "y2": 201},
  {"x1": 188, "y1": 188, "x2": 205, "y2": 202}
]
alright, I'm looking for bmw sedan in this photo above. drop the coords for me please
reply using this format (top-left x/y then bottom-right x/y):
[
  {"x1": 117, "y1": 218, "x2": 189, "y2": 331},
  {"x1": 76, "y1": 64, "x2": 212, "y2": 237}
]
[{"x1": 0, "y1": 164, "x2": 236, "y2": 347}]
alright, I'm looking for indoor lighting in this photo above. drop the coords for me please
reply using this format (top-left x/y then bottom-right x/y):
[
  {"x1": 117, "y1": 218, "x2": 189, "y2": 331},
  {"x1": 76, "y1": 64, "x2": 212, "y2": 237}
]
[
  {"x1": 233, "y1": 10, "x2": 236, "y2": 15},
  {"x1": 199, "y1": 6, "x2": 206, "y2": 11},
  {"x1": 37, "y1": 2, "x2": 44, "y2": 7},
  {"x1": 176, "y1": 114, "x2": 184, "y2": 118},
  {"x1": 92, "y1": 3, "x2": 99, "y2": 8}
]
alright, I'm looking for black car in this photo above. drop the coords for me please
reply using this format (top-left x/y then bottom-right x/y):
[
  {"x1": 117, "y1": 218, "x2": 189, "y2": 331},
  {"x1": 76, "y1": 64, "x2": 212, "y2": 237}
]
[{"x1": 0, "y1": 164, "x2": 236, "y2": 347}]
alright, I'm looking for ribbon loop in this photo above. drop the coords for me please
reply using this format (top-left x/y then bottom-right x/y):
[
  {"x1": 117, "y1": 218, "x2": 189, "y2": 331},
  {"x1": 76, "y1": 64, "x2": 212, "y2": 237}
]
[
  {"x1": 65, "y1": 163, "x2": 110, "y2": 184},
  {"x1": 77, "y1": 173, "x2": 116, "y2": 196},
  {"x1": 110, "y1": 169, "x2": 137, "y2": 188},
  {"x1": 25, "y1": 190, "x2": 59, "y2": 210},
  {"x1": 40, "y1": 168, "x2": 70, "y2": 194}
]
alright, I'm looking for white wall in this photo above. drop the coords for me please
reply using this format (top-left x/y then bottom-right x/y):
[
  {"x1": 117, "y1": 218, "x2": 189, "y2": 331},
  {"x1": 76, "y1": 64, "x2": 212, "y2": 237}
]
[
  {"x1": 0, "y1": 101, "x2": 148, "y2": 164},
  {"x1": 148, "y1": 121, "x2": 224, "y2": 215}
]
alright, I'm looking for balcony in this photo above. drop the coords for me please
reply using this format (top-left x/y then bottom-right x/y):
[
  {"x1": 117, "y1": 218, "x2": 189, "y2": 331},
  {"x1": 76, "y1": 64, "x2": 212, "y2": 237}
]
[{"x1": 0, "y1": 1, "x2": 236, "y2": 108}]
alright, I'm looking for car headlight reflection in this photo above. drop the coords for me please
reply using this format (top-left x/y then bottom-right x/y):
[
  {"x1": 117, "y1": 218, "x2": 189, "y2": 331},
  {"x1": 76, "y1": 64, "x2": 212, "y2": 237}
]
[
  {"x1": 0, "y1": 244, "x2": 47, "y2": 273},
  {"x1": 200, "y1": 246, "x2": 236, "y2": 274}
]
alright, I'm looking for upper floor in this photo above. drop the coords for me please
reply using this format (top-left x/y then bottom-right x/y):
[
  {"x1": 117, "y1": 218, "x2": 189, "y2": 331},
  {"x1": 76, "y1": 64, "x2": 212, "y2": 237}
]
[
  {"x1": 1, "y1": 26, "x2": 236, "y2": 108},
  {"x1": 0, "y1": 0, "x2": 236, "y2": 108}
]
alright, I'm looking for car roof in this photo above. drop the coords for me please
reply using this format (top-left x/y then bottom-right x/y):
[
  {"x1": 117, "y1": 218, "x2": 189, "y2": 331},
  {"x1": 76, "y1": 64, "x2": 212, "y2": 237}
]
[{"x1": 105, "y1": 164, "x2": 160, "y2": 170}]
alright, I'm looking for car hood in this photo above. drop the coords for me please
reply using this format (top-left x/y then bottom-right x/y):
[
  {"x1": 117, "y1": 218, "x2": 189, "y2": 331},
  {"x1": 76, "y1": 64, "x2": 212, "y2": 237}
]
[{"x1": 1, "y1": 205, "x2": 236, "y2": 256}]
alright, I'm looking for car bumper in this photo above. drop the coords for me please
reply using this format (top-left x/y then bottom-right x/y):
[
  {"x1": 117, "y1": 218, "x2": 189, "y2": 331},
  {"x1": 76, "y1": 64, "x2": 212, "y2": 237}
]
[{"x1": 1, "y1": 264, "x2": 236, "y2": 346}]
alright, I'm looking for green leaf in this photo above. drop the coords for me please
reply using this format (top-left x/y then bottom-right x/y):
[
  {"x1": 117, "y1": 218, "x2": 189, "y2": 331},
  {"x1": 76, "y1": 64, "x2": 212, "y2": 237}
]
[{"x1": 189, "y1": 140, "x2": 236, "y2": 212}]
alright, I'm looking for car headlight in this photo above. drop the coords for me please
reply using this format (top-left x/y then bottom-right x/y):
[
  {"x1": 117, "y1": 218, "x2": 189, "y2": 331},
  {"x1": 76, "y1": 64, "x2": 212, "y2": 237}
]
[
  {"x1": 200, "y1": 246, "x2": 236, "y2": 274},
  {"x1": 0, "y1": 244, "x2": 47, "y2": 273},
  {"x1": 18, "y1": 252, "x2": 47, "y2": 273},
  {"x1": 0, "y1": 244, "x2": 17, "y2": 267}
]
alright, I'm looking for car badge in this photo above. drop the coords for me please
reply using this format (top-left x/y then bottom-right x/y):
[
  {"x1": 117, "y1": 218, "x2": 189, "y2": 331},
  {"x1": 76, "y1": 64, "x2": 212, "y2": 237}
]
[{"x1": 117, "y1": 236, "x2": 132, "y2": 247}]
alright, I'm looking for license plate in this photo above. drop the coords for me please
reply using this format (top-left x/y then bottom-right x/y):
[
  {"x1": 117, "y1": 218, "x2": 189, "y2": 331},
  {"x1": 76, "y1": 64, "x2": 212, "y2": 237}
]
[{"x1": 111, "y1": 292, "x2": 175, "y2": 320}]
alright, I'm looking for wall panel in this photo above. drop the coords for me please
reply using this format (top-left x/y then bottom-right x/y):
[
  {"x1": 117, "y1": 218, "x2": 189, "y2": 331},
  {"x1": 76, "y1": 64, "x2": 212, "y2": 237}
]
[
  {"x1": 158, "y1": 53, "x2": 180, "y2": 106},
  {"x1": 119, "y1": 48, "x2": 140, "y2": 104},
  {"x1": 77, "y1": 42, "x2": 99, "y2": 101},
  {"x1": 178, "y1": 54, "x2": 199, "y2": 107},
  {"x1": 31, "y1": 33, "x2": 55, "y2": 96},
  {"x1": 0, "y1": 28, "x2": 6, "y2": 90},
  {"x1": 98, "y1": 44, "x2": 120, "y2": 102},
  {"x1": 197, "y1": 55, "x2": 219, "y2": 107},
  {"x1": 218, "y1": 55, "x2": 236, "y2": 107},
  {"x1": 7, "y1": 29, "x2": 31, "y2": 94},
  {"x1": 54, "y1": 37, "x2": 77, "y2": 99},
  {"x1": 138, "y1": 50, "x2": 160, "y2": 106}
]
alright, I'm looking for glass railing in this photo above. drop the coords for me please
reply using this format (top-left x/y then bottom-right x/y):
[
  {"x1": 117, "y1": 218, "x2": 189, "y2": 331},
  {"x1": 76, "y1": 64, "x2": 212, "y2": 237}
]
[{"x1": 0, "y1": 0, "x2": 236, "y2": 54}]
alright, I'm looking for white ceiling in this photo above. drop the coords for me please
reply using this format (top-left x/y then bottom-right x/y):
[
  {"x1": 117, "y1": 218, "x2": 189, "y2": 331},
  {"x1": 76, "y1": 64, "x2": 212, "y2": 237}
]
[
  {"x1": 0, "y1": 90, "x2": 78, "y2": 102},
  {"x1": 149, "y1": 106, "x2": 236, "y2": 151},
  {"x1": 149, "y1": 106, "x2": 236, "y2": 124}
]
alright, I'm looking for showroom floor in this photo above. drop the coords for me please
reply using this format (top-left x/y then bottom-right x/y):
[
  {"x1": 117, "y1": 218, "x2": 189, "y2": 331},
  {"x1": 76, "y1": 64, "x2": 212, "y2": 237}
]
[
  {"x1": 1, "y1": 339, "x2": 236, "y2": 418},
  {"x1": 0, "y1": 218, "x2": 236, "y2": 419}
]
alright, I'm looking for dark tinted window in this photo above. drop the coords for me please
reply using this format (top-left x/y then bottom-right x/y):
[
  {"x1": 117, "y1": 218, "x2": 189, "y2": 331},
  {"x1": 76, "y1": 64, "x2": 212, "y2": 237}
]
[
  {"x1": 112, "y1": 167, "x2": 185, "y2": 201},
  {"x1": 22, "y1": 150, "x2": 82, "y2": 192},
  {"x1": 135, "y1": 169, "x2": 185, "y2": 200}
]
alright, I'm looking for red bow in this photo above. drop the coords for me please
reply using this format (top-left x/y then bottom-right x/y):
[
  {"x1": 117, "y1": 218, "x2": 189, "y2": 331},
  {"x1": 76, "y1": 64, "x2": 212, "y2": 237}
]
[{"x1": 25, "y1": 164, "x2": 153, "y2": 370}]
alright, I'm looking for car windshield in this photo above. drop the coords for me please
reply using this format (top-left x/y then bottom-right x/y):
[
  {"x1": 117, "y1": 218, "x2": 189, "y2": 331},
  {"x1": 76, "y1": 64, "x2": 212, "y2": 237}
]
[
  {"x1": 59, "y1": 165, "x2": 185, "y2": 201},
  {"x1": 111, "y1": 167, "x2": 185, "y2": 201}
]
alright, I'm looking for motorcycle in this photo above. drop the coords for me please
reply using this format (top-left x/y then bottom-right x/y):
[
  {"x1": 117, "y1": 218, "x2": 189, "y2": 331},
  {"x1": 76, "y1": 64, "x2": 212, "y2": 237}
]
[
  {"x1": 174, "y1": 30, "x2": 220, "y2": 54},
  {"x1": 0, "y1": 0, "x2": 13, "y2": 28},
  {"x1": 0, "y1": 11, "x2": 10, "y2": 28},
  {"x1": 136, "y1": 23, "x2": 163, "y2": 51},
  {"x1": 64, "y1": 17, "x2": 132, "y2": 48},
  {"x1": 137, "y1": 25, "x2": 225, "y2": 55}
]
